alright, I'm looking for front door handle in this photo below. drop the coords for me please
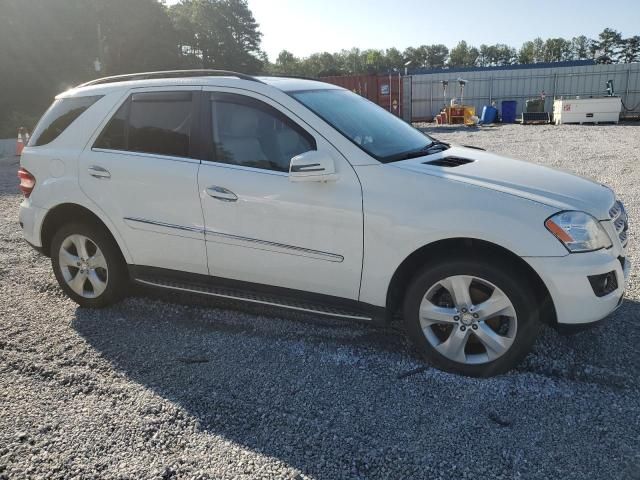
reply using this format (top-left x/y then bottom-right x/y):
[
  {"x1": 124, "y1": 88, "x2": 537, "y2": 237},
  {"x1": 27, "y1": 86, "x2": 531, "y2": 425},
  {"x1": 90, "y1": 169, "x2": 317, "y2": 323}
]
[
  {"x1": 206, "y1": 186, "x2": 238, "y2": 202},
  {"x1": 88, "y1": 165, "x2": 111, "y2": 179}
]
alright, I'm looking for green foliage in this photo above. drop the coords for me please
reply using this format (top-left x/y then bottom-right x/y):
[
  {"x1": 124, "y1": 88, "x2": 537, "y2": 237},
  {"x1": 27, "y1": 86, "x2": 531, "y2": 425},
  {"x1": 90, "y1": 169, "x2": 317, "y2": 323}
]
[
  {"x1": 621, "y1": 36, "x2": 640, "y2": 64},
  {"x1": 385, "y1": 48, "x2": 405, "y2": 71},
  {"x1": 269, "y1": 46, "x2": 410, "y2": 77},
  {"x1": 518, "y1": 41, "x2": 536, "y2": 64},
  {"x1": 0, "y1": 0, "x2": 264, "y2": 137},
  {"x1": 0, "y1": 0, "x2": 637, "y2": 138},
  {"x1": 544, "y1": 38, "x2": 573, "y2": 62},
  {"x1": 168, "y1": 0, "x2": 263, "y2": 73},
  {"x1": 477, "y1": 44, "x2": 516, "y2": 66},
  {"x1": 267, "y1": 26, "x2": 640, "y2": 78},
  {"x1": 571, "y1": 36, "x2": 592, "y2": 60},
  {"x1": 0, "y1": 0, "x2": 95, "y2": 136},
  {"x1": 450, "y1": 41, "x2": 479, "y2": 67},
  {"x1": 401, "y1": 44, "x2": 449, "y2": 69},
  {"x1": 96, "y1": 0, "x2": 180, "y2": 75},
  {"x1": 591, "y1": 28, "x2": 623, "y2": 63}
]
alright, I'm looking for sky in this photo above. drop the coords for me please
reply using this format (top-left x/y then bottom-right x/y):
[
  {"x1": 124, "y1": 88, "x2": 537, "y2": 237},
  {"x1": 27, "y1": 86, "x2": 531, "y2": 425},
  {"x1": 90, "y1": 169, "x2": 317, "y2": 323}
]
[{"x1": 166, "y1": 0, "x2": 640, "y2": 60}]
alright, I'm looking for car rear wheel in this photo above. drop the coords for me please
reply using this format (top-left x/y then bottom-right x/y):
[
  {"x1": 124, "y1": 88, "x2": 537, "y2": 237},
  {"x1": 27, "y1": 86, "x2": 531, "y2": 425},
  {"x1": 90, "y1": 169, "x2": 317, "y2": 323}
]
[
  {"x1": 51, "y1": 223, "x2": 128, "y2": 308},
  {"x1": 403, "y1": 257, "x2": 540, "y2": 377}
]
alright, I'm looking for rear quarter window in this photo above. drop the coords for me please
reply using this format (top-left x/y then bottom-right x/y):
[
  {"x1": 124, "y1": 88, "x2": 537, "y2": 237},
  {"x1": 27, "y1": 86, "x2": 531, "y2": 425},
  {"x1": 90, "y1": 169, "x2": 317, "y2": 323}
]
[{"x1": 28, "y1": 95, "x2": 103, "y2": 147}]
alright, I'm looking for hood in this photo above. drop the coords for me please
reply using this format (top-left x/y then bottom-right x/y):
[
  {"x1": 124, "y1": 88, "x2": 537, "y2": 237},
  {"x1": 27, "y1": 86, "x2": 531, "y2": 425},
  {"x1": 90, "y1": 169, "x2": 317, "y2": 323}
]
[{"x1": 393, "y1": 145, "x2": 614, "y2": 220}]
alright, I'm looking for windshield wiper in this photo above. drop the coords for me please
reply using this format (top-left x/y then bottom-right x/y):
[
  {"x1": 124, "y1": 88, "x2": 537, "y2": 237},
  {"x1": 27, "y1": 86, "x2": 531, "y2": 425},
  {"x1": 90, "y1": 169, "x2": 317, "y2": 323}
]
[
  {"x1": 428, "y1": 140, "x2": 450, "y2": 149},
  {"x1": 386, "y1": 140, "x2": 451, "y2": 162}
]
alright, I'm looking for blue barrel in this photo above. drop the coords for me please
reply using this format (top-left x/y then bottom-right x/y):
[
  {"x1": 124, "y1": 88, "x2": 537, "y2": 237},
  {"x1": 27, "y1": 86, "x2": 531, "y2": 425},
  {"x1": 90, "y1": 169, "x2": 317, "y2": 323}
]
[
  {"x1": 480, "y1": 105, "x2": 497, "y2": 124},
  {"x1": 501, "y1": 100, "x2": 517, "y2": 123}
]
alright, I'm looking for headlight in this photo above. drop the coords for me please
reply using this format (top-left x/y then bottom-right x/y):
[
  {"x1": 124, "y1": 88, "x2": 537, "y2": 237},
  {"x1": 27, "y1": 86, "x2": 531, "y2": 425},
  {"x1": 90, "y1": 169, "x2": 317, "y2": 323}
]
[{"x1": 545, "y1": 211, "x2": 612, "y2": 252}]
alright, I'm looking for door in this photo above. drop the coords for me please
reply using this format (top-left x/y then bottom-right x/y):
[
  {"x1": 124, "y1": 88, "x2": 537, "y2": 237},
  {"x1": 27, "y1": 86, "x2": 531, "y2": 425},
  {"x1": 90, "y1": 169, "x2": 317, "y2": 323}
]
[
  {"x1": 79, "y1": 88, "x2": 207, "y2": 274},
  {"x1": 198, "y1": 88, "x2": 363, "y2": 299}
]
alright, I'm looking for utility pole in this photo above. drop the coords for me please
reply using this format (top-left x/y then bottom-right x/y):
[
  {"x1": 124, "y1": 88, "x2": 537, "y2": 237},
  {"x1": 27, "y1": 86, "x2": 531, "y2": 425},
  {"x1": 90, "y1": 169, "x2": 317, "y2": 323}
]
[{"x1": 95, "y1": 22, "x2": 104, "y2": 74}]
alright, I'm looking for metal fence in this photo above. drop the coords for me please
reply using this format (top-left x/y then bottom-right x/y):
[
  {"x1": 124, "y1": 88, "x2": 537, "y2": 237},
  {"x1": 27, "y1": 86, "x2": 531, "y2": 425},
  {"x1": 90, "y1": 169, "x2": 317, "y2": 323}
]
[{"x1": 406, "y1": 62, "x2": 640, "y2": 121}]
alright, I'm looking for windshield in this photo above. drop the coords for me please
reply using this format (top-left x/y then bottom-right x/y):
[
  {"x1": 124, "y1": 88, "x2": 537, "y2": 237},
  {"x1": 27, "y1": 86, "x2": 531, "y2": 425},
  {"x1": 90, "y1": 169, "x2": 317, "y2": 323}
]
[{"x1": 290, "y1": 89, "x2": 433, "y2": 162}]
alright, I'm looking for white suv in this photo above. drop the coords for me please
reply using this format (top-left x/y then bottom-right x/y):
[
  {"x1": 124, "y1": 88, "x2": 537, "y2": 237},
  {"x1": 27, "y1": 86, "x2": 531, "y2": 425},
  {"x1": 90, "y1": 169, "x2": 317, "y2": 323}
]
[{"x1": 18, "y1": 70, "x2": 630, "y2": 376}]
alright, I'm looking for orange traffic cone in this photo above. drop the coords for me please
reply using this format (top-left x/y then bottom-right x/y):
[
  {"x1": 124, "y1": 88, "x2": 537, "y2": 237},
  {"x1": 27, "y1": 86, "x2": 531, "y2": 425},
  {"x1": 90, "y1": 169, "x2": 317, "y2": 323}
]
[{"x1": 16, "y1": 127, "x2": 29, "y2": 156}]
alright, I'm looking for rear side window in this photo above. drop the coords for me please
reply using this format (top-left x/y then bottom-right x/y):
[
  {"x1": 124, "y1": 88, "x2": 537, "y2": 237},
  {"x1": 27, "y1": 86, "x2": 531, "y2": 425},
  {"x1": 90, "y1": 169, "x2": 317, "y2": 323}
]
[
  {"x1": 94, "y1": 91, "x2": 193, "y2": 158},
  {"x1": 29, "y1": 95, "x2": 102, "y2": 147}
]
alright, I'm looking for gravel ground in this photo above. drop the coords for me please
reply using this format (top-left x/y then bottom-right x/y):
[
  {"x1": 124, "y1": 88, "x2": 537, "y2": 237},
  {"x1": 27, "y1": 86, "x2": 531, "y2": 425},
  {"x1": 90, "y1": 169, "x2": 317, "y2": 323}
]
[{"x1": 1, "y1": 124, "x2": 639, "y2": 479}]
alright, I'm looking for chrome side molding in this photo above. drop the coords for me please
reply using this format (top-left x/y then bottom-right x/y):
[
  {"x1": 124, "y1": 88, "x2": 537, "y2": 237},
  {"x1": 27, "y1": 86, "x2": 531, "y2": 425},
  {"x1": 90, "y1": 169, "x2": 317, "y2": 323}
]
[
  {"x1": 122, "y1": 217, "x2": 344, "y2": 262},
  {"x1": 204, "y1": 229, "x2": 344, "y2": 262},
  {"x1": 124, "y1": 217, "x2": 203, "y2": 234}
]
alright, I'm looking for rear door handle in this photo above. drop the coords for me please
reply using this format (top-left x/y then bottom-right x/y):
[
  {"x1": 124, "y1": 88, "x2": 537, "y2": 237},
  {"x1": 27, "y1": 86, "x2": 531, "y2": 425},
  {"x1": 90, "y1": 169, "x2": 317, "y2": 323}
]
[
  {"x1": 88, "y1": 165, "x2": 111, "y2": 179},
  {"x1": 206, "y1": 186, "x2": 238, "y2": 202}
]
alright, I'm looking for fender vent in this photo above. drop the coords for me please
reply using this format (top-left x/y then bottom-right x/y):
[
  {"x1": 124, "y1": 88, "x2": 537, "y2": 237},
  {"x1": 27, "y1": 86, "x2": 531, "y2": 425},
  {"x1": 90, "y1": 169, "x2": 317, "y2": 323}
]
[{"x1": 425, "y1": 156, "x2": 475, "y2": 168}]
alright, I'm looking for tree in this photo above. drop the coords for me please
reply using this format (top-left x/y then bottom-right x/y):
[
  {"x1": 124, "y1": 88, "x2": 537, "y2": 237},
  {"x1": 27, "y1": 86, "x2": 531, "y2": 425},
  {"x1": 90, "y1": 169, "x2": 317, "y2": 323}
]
[
  {"x1": 591, "y1": 28, "x2": 623, "y2": 63},
  {"x1": 384, "y1": 47, "x2": 405, "y2": 71},
  {"x1": 169, "y1": 0, "x2": 264, "y2": 73},
  {"x1": 477, "y1": 44, "x2": 490, "y2": 66},
  {"x1": 544, "y1": 38, "x2": 573, "y2": 62},
  {"x1": 273, "y1": 50, "x2": 302, "y2": 75},
  {"x1": 425, "y1": 44, "x2": 449, "y2": 68},
  {"x1": 518, "y1": 41, "x2": 536, "y2": 64},
  {"x1": 494, "y1": 44, "x2": 517, "y2": 65},
  {"x1": 449, "y1": 41, "x2": 479, "y2": 67},
  {"x1": 403, "y1": 44, "x2": 448, "y2": 69},
  {"x1": 466, "y1": 47, "x2": 480, "y2": 67},
  {"x1": 0, "y1": 0, "x2": 93, "y2": 135},
  {"x1": 571, "y1": 35, "x2": 592, "y2": 60},
  {"x1": 364, "y1": 49, "x2": 386, "y2": 72},
  {"x1": 620, "y1": 35, "x2": 640, "y2": 63},
  {"x1": 338, "y1": 48, "x2": 365, "y2": 74},
  {"x1": 449, "y1": 41, "x2": 471, "y2": 67},
  {"x1": 403, "y1": 46, "x2": 425, "y2": 68},
  {"x1": 301, "y1": 52, "x2": 342, "y2": 76},
  {"x1": 96, "y1": 0, "x2": 180, "y2": 75}
]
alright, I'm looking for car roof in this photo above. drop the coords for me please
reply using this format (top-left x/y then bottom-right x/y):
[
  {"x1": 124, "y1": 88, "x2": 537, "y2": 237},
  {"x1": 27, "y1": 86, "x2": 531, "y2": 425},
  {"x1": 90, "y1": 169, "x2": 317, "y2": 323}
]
[
  {"x1": 256, "y1": 76, "x2": 341, "y2": 92},
  {"x1": 58, "y1": 73, "x2": 342, "y2": 99}
]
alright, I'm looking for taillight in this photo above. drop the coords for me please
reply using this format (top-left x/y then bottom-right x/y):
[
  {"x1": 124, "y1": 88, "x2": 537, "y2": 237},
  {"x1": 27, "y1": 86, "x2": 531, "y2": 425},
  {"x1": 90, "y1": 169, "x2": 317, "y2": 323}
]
[{"x1": 18, "y1": 167, "x2": 35, "y2": 197}]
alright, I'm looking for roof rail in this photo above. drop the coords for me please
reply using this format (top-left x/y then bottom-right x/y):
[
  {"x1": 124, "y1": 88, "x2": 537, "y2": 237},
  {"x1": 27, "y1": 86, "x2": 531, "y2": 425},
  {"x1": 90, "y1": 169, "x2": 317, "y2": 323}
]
[
  {"x1": 259, "y1": 74, "x2": 320, "y2": 82},
  {"x1": 77, "y1": 69, "x2": 264, "y2": 88}
]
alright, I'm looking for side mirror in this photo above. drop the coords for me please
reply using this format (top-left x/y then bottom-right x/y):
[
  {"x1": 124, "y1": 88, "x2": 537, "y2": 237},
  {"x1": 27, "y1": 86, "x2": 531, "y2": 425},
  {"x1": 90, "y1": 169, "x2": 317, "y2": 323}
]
[{"x1": 289, "y1": 151, "x2": 337, "y2": 183}]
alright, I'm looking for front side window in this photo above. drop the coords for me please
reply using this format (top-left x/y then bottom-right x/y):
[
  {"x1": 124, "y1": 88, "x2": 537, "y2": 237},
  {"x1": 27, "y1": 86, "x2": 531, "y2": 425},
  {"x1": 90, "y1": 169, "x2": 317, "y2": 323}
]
[
  {"x1": 29, "y1": 95, "x2": 103, "y2": 147},
  {"x1": 291, "y1": 89, "x2": 433, "y2": 162},
  {"x1": 210, "y1": 93, "x2": 315, "y2": 172},
  {"x1": 94, "y1": 91, "x2": 193, "y2": 158}
]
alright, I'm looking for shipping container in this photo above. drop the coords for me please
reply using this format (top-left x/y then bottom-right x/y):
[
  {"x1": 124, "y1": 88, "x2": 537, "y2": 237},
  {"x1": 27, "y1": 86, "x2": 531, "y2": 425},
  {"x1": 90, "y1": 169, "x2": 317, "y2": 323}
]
[
  {"x1": 321, "y1": 73, "x2": 404, "y2": 117},
  {"x1": 407, "y1": 61, "x2": 640, "y2": 122}
]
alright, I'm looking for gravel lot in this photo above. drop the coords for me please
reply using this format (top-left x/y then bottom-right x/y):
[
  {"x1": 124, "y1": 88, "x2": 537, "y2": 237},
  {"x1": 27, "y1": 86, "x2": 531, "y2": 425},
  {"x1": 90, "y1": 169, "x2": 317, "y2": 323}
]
[{"x1": 1, "y1": 124, "x2": 639, "y2": 479}]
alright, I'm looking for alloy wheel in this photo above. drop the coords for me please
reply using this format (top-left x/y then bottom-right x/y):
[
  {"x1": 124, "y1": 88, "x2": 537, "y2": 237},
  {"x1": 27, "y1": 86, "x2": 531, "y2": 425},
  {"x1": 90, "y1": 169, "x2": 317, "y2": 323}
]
[
  {"x1": 58, "y1": 234, "x2": 108, "y2": 299},
  {"x1": 419, "y1": 275, "x2": 517, "y2": 365}
]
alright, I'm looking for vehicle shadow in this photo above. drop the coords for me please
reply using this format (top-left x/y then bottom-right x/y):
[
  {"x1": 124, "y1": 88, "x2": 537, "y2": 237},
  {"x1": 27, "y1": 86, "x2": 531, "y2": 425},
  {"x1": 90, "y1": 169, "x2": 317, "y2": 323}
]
[{"x1": 72, "y1": 292, "x2": 640, "y2": 478}]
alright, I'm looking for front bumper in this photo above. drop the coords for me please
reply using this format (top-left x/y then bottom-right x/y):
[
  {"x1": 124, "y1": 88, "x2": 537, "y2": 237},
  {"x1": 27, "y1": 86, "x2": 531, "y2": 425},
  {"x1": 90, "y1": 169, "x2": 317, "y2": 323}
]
[
  {"x1": 554, "y1": 301, "x2": 623, "y2": 334},
  {"x1": 525, "y1": 249, "x2": 631, "y2": 326}
]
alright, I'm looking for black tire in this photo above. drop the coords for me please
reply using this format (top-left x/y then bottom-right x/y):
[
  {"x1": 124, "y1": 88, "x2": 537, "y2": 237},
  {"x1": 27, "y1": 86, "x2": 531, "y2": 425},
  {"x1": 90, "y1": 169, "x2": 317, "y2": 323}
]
[
  {"x1": 403, "y1": 256, "x2": 541, "y2": 377},
  {"x1": 50, "y1": 222, "x2": 128, "y2": 308}
]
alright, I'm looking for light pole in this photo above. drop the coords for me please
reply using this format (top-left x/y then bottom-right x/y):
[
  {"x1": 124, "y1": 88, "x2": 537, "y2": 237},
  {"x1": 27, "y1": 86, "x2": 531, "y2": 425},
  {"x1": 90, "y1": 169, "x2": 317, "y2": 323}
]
[
  {"x1": 95, "y1": 22, "x2": 104, "y2": 75},
  {"x1": 404, "y1": 60, "x2": 412, "y2": 76}
]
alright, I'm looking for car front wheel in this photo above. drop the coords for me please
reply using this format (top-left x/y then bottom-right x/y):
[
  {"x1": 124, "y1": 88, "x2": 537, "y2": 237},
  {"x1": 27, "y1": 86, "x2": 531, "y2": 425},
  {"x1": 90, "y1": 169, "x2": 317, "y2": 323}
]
[{"x1": 403, "y1": 257, "x2": 541, "y2": 377}]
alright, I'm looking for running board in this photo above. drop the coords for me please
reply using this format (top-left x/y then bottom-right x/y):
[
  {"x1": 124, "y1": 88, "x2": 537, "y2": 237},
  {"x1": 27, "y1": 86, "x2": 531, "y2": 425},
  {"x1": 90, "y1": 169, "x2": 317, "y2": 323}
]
[{"x1": 134, "y1": 276, "x2": 374, "y2": 321}]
